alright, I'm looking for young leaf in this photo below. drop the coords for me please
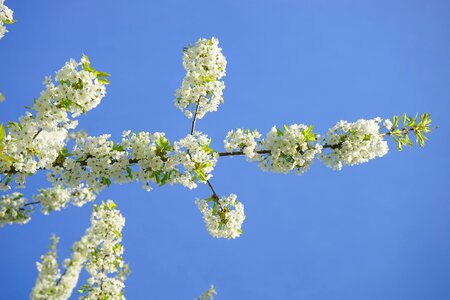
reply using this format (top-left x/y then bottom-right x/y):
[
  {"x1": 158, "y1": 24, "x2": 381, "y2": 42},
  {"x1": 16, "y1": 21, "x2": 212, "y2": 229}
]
[
  {"x1": 3, "y1": 19, "x2": 16, "y2": 25},
  {"x1": 276, "y1": 128, "x2": 283, "y2": 136},
  {"x1": 0, "y1": 124, "x2": 5, "y2": 142}
]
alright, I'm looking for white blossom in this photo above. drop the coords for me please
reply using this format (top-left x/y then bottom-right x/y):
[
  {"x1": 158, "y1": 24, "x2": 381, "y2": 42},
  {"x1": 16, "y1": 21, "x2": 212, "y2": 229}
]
[
  {"x1": 175, "y1": 37, "x2": 227, "y2": 119},
  {"x1": 224, "y1": 128, "x2": 262, "y2": 159},
  {"x1": 0, "y1": 192, "x2": 32, "y2": 227},
  {"x1": 30, "y1": 236, "x2": 62, "y2": 300},
  {"x1": 170, "y1": 132, "x2": 218, "y2": 189},
  {"x1": 196, "y1": 194, "x2": 245, "y2": 239},
  {"x1": 31, "y1": 201, "x2": 127, "y2": 300},
  {"x1": 259, "y1": 124, "x2": 321, "y2": 174},
  {"x1": 0, "y1": 56, "x2": 108, "y2": 191},
  {"x1": 383, "y1": 118, "x2": 393, "y2": 131},
  {"x1": 319, "y1": 118, "x2": 389, "y2": 170},
  {"x1": 0, "y1": 0, "x2": 13, "y2": 39},
  {"x1": 80, "y1": 200, "x2": 127, "y2": 300}
]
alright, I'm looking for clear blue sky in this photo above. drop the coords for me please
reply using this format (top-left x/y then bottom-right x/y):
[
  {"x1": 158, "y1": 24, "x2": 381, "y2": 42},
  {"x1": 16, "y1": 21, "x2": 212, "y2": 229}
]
[{"x1": 1, "y1": 0, "x2": 450, "y2": 299}]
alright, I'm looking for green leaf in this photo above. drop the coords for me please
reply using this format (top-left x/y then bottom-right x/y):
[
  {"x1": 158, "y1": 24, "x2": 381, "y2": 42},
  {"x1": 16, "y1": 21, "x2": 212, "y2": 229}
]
[
  {"x1": 4, "y1": 173, "x2": 12, "y2": 186},
  {"x1": 283, "y1": 124, "x2": 289, "y2": 132},
  {"x1": 97, "y1": 78, "x2": 110, "y2": 85},
  {"x1": 3, "y1": 19, "x2": 16, "y2": 25},
  {"x1": 363, "y1": 134, "x2": 371, "y2": 141},
  {"x1": 100, "y1": 177, "x2": 111, "y2": 187},
  {"x1": 0, "y1": 124, "x2": 5, "y2": 142},
  {"x1": 8, "y1": 122, "x2": 22, "y2": 131},
  {"x1": 404, "y1": 134, "x2": 413, "y2": 147},
  {"x1": 112, "y1": 144, "x2": 125, "y2": 152},
  {"x1": 276, "y1": 128, "x2": 283, "y2": 136},
  {"x1": 393, "y1": 115, "x2": 399, "y2": 128},
  {"x1": 113, "y1": 229, "x2": 122, "y2": 238},
  {"x1": 212, "y1": 202, "x2": 217, "y2": 215},
  {"x1": 94, "y1": 71, "x2": 111, "y2": 78},
  {"x1": 81, "y1": 54, "x2": 95, "y2": 72},
  {"x1": 59, "y1": 98, "x2": 73, "y2": 111},
  {"x1": 0, "y1": 153, "x2": 17, "y2": 164},
  {"x1": 195, "y1": 169, "x2": 207, "y2": 182},
  {"x1": 60, "y1": 148, "x2": 72, "y2": 157},
  {"x1": 307, "y1": 134, "x2": 316, "y2": 141},
  {"x1": 126, "y1": 166, "x2": 133, "y2": 179}
]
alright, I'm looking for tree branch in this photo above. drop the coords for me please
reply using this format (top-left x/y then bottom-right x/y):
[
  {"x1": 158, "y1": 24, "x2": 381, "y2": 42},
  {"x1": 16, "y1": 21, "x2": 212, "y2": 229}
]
[
  {"x1": 206, "y1": 179, "x2": 218, "y2": 199},
  {"x1": 190, "y1": 97, "x2": 201, "y2": 135}
]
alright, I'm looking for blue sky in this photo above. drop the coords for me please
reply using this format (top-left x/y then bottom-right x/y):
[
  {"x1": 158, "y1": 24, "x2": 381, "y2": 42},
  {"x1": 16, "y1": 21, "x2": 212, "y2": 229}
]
[{"x1": 1, "y1": 0, "x2": 450, "y2": 299}]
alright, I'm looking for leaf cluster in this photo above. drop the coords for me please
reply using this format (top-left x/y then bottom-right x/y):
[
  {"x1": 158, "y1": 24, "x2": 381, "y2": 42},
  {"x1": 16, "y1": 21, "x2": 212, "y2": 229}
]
[
  {"x1": 81, "y1": 54, "x2": 111, "y2": 85},
  {"x1": 389, "y1": 113, "x2": 432, "y2": 150}
]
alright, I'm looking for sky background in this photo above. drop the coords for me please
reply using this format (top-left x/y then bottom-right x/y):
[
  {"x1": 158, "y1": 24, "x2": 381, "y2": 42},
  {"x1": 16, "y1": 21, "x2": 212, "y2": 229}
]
[{"x1": 1, "y1": 0, "x2": 450, "y2": 299}]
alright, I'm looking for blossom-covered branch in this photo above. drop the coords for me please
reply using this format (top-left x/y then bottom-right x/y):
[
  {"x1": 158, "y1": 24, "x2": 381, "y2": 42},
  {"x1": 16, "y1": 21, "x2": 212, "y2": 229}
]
[
  {"x1": 0, "y1": 3, "x2": 435, "y2": 298},
  {"x1": 30, "y1": 200, "x2": 127, "y2": 300},
  {"x1": 0, "y1": 38, "x2": 432, "y2": 241}
]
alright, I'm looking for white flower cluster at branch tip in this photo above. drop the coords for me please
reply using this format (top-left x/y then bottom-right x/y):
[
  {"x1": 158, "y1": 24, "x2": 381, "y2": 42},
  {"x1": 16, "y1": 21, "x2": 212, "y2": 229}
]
[
  {"x1": 0, "y1": 192, "x2": 32, "y2": 227},
  {"x1": 31, "y1": 200, "x2": 127, "y2": 300},
  {"x1": 175, "y1": 37, "x2": 227, "y2": 119},
  {"x1": 196, "y1": 194, "x2": 245, "y2": 239},
  {"x1": 0, "y1": 56, "x2": 108, "y2": 191},
  {"x1": 80, "y1": 200, "x2": 127, "y2": 300},
  {"x1": 319, "y1": 118, "x2": 389, "y2": 170},
  {"x1": 0, "y1": 0, "x2": 13, "y2": 39}
]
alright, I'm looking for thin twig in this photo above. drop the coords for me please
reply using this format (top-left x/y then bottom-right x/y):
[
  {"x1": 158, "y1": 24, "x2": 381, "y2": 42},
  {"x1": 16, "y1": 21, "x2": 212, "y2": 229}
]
[
  {"x1": 55, "y1": 268, "x2": 67, "y2": 285},
  {"x1": 190, "y1": 97, "x2": 201, "y2": 135},
  {"x1": 32, "y1": 129, "x2": 42, "y2": 140},
  {"x1": 218, "y1": 150, "x2": 270, "y2": 157},
  {"x1": 206, "y1": 179, "x2": 218, "y2": 198}
]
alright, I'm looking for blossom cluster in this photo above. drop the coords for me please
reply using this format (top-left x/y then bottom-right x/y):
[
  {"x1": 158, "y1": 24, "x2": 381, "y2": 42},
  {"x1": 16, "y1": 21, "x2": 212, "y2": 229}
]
[
  {"x1": 121, "y1": 130, "x2": 217, "y2": 190},
  {"x1": 31, "y1": 201, "x2": 127, "y2": 300},
  {"x1": 0, "y1": 56, "x2": 108, "y2": 191},
  {"x1": 225, "y1": 125, "x2": 321, "y2": 175},
  {"x1": 42, "y1": 131, "x2": 217, "y2": 214},
  {"x1": 33, "y1": 184, "x2": 96, "y2": 215},
  {"x1": 80, "y1": 201, "x2": 127, "y2": 300},
  {"x1": 319, "y1": 118, "x2": 389, "y2": 170},
  {"x1": 175, "y1": 37, "x2": 227, "y2": 119},
  {"x1": 224, "y1": 128, "x2": 262, "y2": 159},
  {"x1": 171, "y1": 132, "x2": 218, "y2": 188},
  {"x1": 0, "y1": 0, "x2": 13, "y2": 39},
  {"x1": 0, "y1": 192, "x2": 32, "y2": 227},
  {"x1": 196, "y1": 194, "x2": 245, "y2": 239},
  {"x1": 259, "y1": 124, "x2": 321, "y2": 174}
]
